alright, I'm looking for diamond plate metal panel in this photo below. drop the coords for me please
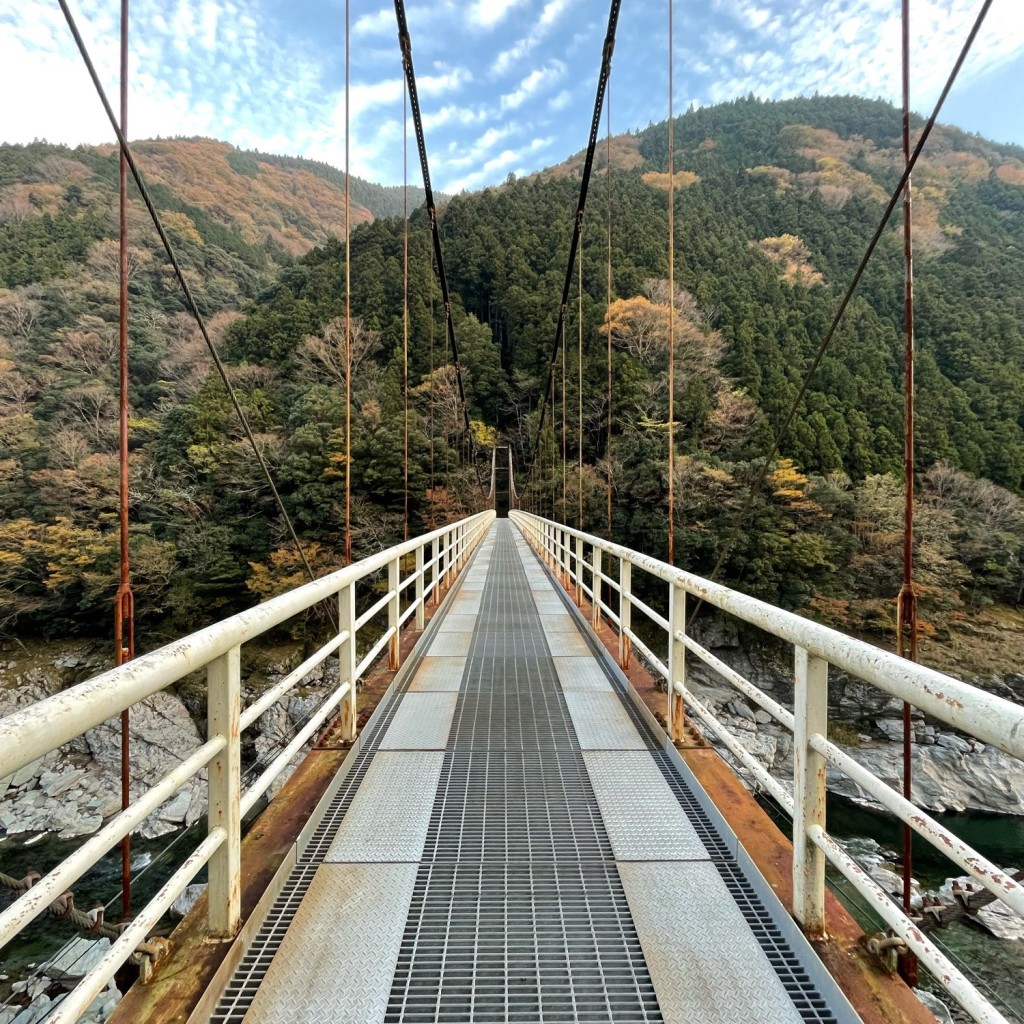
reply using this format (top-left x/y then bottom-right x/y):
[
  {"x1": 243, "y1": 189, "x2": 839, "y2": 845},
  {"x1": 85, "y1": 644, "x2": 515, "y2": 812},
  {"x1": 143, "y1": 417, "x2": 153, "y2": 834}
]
[
  {"x1": 435, "y1": 613, "x2": 479, "y2": 633},
  {"x1": 325, "y1": 752, "x2": 443, "y2": 862},
  {"x1": 450, "y1": 595, "x2": 481, "y2": 614},
  {"x1": 379, "y1": 692, "x2": 458, "y2": 749},
  {"x1": 553, "y1": 656, "x2": 613, "y2": 691},
  {"x1": 543, "y1": 613, "x2": 579, "y2": 631},
  {"x1": 565, "y1": 692, "x2": 650, "y2": 749},
  {"x1": 584, "y1": 752, "x2": 709, "y2": 861},
  {"x1": 410, "y1": 656, "x2": 467, "y2": 692},
  {"x1": 541, "y1": 628, "x2": 592, "y2": 656},
  {"x1": 619, "y1": 862, "x2": 805, "y2": 1024},
  {"x1": 241, "y1": 864, "x2": 417, "y2": 1024},
  {"x1": 426, "y1": 630, "x2": 473, "y2": 656}
]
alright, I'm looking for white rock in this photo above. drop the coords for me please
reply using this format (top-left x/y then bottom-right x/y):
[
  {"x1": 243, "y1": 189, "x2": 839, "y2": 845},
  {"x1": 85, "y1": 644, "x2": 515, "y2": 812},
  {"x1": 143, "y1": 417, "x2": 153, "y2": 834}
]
[
  {"x1": 43, "y1": 938, "x2": 111, "y2": 983},
  {"x1": 936, "y1": 734, "x2": 972, "y2": 755},
  {"x1": 171, "y1": 883, "x2": 207, "y2": 918}
]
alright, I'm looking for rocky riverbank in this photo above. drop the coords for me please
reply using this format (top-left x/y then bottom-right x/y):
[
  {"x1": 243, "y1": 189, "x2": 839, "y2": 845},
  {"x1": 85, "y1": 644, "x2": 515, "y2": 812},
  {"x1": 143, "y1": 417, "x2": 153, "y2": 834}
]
[
  {"x1": 0, "y1": 644, "x2": 335, "y2": 845},
  {"x1": 684, "y1": 618, "x2": 1024, "y2": 817}
]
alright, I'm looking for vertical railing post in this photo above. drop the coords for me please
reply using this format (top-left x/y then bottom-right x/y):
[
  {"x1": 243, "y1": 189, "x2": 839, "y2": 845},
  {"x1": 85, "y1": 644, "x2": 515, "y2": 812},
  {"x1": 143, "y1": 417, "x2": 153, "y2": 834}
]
[
  {"x1": 591, "y1": 546, "x2": 602, "y2": 629},
  {"x1": 443, "y1": 529, "x2": 452, "y2": 589},
  {"x1": 339, "y1": 581, "x2": 357, "y2": 741},
  {"x1": 668, "y1": 582, "x2": 686, "y2": 743},
  {"x1": 207, "y1": 645, "x2": 240, "y2": 938},
  {"x1": 388, "y1": 555, "x2": 401, "y2": 670},
  {"x1": 560, "y1": 528, "x2": 568, "y2": 584},
  {"x1": 431, "y1": 536, "x2": 440, "y2": 607},
  {"x1": 794, "y1": 646, "x2": 829, "y2": 936},
  {"x1": 619, "y1": 557, "x2": 632, "y2": 669},
  {"x1": 575, "y1": 535, "x2": 584, "y2": 605},
  {"x1": 415, "y1": 544, "x2": 425, "y2": 630}
]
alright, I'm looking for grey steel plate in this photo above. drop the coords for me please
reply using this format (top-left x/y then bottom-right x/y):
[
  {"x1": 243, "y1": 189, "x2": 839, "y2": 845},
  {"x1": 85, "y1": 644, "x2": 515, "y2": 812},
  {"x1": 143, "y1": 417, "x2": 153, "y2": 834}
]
[
  {"x1": 379, "y1": 692, "x2": 458, "y2": 749},
  {"x1": 584, "y1": 751, "x2": 709, "y2": 861},
  {"x1": 325, "y1": 752, "x2": 443, "y2": 862},
  {"x1": 553, "y1": 656, "x2": 612, "y2": 691},
  {"x1": 565, "y1": 692, "x2": 649, "y2": 749},
  {"x1": 450, "y1": 595, "x2": 481, "y2": 614},
  {"x1": 435, "y1": 613, "x2": 478, "y2": 633},
  {"x1": 542, "y1": 628, "x2": 592, "y2": 656},
  {"x1": 619, "y1": 861, "x2": 805, "y2": 1024},
  {"x1": 458, "y1": 580, "x2": 485, "y2": 590},
  {"x1": 241, "y1": 863, "x2": 417, "y2": 1024},
  {"x1": 543, "y1": 613, "x2": 579, "y2": 631},
  {"x1": 410, "y1": 656, "x2": 466, "y2": 691},
  {"x1": 426, "y1": 630, "x2": 472, "y2": 656}
]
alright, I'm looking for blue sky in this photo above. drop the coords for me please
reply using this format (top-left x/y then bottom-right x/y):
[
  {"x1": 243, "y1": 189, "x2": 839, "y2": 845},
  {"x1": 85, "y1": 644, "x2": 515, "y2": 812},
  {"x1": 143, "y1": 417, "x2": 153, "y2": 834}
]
[{"x1": 2, "y1": 0, "x2": 1023, "y2": 193}]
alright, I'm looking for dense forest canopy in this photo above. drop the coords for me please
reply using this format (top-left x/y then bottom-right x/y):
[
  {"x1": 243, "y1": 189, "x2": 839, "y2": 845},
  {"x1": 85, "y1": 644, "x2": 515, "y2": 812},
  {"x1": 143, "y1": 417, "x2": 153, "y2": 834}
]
[{"x1": 0, "y1": 96, "x2": 1021, "y2": 654}]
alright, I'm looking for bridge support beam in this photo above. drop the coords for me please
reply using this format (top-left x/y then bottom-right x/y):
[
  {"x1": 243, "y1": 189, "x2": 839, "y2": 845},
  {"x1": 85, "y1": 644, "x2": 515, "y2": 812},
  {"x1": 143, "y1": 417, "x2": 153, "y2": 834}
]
[
  {"x1": 207, "y1": 645, "x2": 240, "y2": 939},
  {"x1": 668, "y1": 584, "x2": 686, "y2": 743},
  {"x1": 339, "y1": 583, "x2": 357, "y2": 742},
  {"x1": 794, "y1": 646, "x2": 829, "y2": 937}
]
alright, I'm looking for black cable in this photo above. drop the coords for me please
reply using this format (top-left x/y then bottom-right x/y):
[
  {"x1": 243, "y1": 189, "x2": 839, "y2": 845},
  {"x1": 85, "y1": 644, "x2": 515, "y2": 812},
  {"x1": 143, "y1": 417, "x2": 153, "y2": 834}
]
[
  {"x1": 692, "y1": 0, "x2": 993, "y2": 612},
  {"x1": 522, "y1": 0, "x2": 621, "y2": 491},
  {"x1": 57, "y1": 0, "x2": 321, "y2": 590},
  {"x1": 393, "y1": 0, "x2": 471, "y2": 435}
]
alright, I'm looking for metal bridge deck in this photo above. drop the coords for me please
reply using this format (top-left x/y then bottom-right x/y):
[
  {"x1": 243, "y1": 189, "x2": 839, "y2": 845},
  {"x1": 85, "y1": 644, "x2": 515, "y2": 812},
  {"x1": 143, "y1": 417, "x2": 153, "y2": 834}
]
[{"x1": 211, "y1": 522, "x2": 856, "y2": 1024}]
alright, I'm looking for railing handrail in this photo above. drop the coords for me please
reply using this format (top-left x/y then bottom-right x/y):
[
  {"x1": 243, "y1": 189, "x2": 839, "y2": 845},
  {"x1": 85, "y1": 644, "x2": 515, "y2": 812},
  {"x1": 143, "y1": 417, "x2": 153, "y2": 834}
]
[
  {"x1": 0, "y1": 510, "x2": 495, "y2": 1024},
  {"x1": 511, "y1": 510, "x2": 1022, "y2": 1024},
  {"x1": 0, "y1": 512, "x2": 493, "y2": 782},
  {"x1": 509, "y1": 511, "x2": 1024, "y2": 760}
]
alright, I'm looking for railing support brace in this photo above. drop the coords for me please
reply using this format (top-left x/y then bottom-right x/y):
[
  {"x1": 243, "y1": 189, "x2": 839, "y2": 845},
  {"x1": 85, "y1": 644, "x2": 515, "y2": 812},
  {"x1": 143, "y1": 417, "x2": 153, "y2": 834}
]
[
  {"x1": 415, "y1": 545, "x2": 425, "y2": 630},
  {"x1": 794, "y1": 646, "x2": 829, "y2": 936},
  {"x1": 389, "y1": 556, "x2": 401, "y2": 670},
  {"x1": 431, "y1": 537, "x2": 440, "y2": 607},
  {"x1": 591, "y1": 547, "x2": 602, "y2": 629},
  {"x1": 619, "y1": 557, "x2": 631, "y2": 669},
  {"x1": 207, "y1": 645, "x2": 240, "y2": 938},
  {"x1": 339, "y1": 582, "x2": 357, "y2": 741},
  {"x1": 575, "y1": 535, "x2": 584, "y2": 604},
  {"x1": 669, "y1": 584, "x2": 686, "y2": 743}
]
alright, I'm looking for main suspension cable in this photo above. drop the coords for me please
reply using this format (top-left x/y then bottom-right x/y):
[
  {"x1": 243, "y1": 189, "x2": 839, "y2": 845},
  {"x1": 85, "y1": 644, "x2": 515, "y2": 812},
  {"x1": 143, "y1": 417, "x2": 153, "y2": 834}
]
[
  {"x1": 523, "y1": 0, "x2": 621, "y2": 489},
  {"x1": 393, "y1": 0, "x2": 471, "y2": 435},
  {"x1": 57, "y1": 0, "x2": 320, "y2": 590},
  {"x1": 691, "y1": 0, "x2": 992, "y2": 613}
]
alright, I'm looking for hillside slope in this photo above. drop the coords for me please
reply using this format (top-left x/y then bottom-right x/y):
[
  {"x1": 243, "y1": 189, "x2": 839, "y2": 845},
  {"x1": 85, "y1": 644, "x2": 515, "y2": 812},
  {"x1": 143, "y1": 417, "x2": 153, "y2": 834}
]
[{"x1": 0, "y1": 96, "x2": 1021, "y2": 656}]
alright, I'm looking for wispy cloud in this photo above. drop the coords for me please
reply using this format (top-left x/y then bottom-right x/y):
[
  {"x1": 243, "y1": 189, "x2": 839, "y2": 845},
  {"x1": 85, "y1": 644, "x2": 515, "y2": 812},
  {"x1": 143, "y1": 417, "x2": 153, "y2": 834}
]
[
  {"x1": 501, "y1": 62, "x2": 565, "y2": 111},
  {"x1": 493, "y1": 0, "x2": 575, "y2": 76},
  {"x1": 2, "y1": 0, "x2": 1023, "y2": 197},
  {"x1": 468, "y1": 0, "x2": 527, "y2": 29}
]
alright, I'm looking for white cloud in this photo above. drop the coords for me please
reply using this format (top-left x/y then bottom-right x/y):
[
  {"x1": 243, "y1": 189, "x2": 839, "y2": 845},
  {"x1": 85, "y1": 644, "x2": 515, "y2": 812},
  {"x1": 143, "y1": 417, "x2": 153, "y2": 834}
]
[
  {"x1": 550, "y1": 88, "x2": 572, "y2": 111},
  {"x1": 352, "y1": 8, "x2": 394, "y2": 38},
  {"x1": 468, "y1": 0, "x2": 526, "y2": 29},
  {"x1": 501, "y1": 62, "x2": 565, "y2": 111},
  {"x1": 493, "y1": 0, "x2": 575, "y2": 75}
]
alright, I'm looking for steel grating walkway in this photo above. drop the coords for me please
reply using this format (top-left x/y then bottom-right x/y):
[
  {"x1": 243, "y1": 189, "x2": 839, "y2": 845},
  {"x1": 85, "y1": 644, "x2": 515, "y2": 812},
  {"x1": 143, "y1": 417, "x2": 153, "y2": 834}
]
[{"x1": 211, "y1": 522, "x2": 857, "y2": 1024}]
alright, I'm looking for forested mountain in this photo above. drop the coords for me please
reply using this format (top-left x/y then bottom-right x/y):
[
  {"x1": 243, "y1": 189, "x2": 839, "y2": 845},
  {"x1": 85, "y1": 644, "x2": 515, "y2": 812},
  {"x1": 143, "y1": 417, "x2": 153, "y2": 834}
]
[{"x1": 1, "y1": 97, "x2": 1022, "y2": 661}]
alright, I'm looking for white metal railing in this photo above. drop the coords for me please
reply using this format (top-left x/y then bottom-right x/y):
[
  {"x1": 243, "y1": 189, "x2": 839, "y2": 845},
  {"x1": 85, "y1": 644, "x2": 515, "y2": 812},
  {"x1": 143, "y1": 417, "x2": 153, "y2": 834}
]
[
  {"x1": 511, "y1": 510, "x2": 1023, "y2": 1024},
  {"x1": 0, "y1": 510, "x2": 494, "y2": 1024}
]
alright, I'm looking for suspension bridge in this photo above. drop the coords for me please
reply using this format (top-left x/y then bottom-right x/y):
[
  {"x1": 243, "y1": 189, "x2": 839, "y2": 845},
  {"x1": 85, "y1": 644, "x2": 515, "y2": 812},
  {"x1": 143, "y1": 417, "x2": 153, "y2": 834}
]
[{"x1": 2, "y1": 0, "x2": 1023, "y2": 1022}]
